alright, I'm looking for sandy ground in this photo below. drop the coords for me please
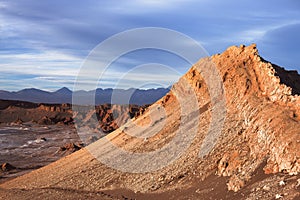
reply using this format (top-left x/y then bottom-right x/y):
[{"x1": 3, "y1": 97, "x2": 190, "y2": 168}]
[{"x1": 0, "y1": 123, "x2": 83, "y2": 184}]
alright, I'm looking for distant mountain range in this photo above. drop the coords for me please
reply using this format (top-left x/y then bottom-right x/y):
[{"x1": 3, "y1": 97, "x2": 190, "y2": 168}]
[{"x1": 0, "y1": 87, "x2": 170, "y2": 105}]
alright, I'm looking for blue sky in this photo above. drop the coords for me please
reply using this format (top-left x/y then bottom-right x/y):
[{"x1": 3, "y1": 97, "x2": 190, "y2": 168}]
[{"x1": 0, "y1": 0, "x2": 299, "y2": 91}]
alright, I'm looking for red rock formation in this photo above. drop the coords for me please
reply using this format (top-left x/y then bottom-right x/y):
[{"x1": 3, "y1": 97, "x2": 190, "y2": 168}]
[
  {"x1": 0, "y1": 100, "x2": 147, "y2": 133},
  {"x1": 58, "y1": 143, "x2": 84, "y2": 154},
  {"x1": 191, "y1": 44, "x2": 300, "y2": 191},
  {"x1": 1, "y1": 163, "x2": 16, "y2": 172}
]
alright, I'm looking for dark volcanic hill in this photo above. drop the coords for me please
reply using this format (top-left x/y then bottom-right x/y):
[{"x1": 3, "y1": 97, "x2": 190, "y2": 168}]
[
  {"x1": 0, "y1": 87, "x2": 169, "y2": 105},
  {"x1": 0, "y1": 44, "x2": 299, "y2": 200}
]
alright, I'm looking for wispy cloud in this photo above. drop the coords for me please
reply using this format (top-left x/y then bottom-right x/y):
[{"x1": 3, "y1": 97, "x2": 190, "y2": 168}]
[
  {"x1": 0, "y1": 0, "x2": 299, "y2": 91},
  {"x1": 0, "y1": 50, "x2": 81, "y2": 76}
]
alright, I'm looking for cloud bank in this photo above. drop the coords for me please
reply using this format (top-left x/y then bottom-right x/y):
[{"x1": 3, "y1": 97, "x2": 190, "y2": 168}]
[{"x1": 0, "y1": 0, "x2": 299, "y2": 91}]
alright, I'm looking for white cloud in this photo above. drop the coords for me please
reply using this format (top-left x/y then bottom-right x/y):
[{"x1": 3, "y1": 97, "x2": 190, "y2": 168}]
[
  {"x1": 1, "y1": 0, "x2": 299, "y2": 90},
  {"x1": 134, "y1": 0, "x2": 192, "y2": 7},
  {"x1": 0, "y1": 1, "x2": 8, "y2": 9},
  {"x1": 0, "y1": 48, "x2": 180, "y2": 91},
  {"x1": 239, "y1": 21, "x2": 300, "y2": 43},
  {"x1": 104, "y1": 0, "x2": 204, "y2": 14},
  {"x1": 0, "y1": 50, "x2": 82, "y2": 77}
]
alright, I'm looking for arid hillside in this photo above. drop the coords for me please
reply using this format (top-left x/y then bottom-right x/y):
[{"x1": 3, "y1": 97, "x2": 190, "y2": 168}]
[{"x1": 0, "y1": 44, "x2": 299, "y2": 200}]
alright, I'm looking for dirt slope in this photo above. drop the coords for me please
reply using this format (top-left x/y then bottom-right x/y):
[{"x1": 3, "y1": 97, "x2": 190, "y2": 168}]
[{"x1": 0, "y1": 44, "x2": 299, "y2": 200}]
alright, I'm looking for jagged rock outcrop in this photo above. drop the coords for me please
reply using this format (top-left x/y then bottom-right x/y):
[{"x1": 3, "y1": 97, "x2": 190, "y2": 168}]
[
  {"x1": 0, "y1": 100, "x2": 147, "y2": 134},
  {"x1": 95, "y1": 104, "x2": 148, "y2": 133},
  {"x1": 1, "y1": 163, "x2": 16, "y2": 172},
  {"x1": 38, "y1": 103, "x2": 72, "y2": 113},
  {"x1": 206, "y1": 45, "x2": 300, "y2": 190},
  {"x1": 58, "y1": 143, "x2": 84, "y2": 154}
]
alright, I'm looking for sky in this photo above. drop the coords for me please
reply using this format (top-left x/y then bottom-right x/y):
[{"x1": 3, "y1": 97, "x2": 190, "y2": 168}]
[{"x1": 0, "y1": 0, "x2": 299, "y2": 91}]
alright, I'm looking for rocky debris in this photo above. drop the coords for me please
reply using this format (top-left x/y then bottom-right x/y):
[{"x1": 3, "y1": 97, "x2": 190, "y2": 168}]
[
  {"x1": 262, "y1": 185, "x2": 270, "y2": 191},
  {"x1": 33, "y1": 137, "x2": 47, "y2": 143},
  {"x1": 63, "y1": 117, "x2": 73, "y2": 125},
  {"x1": 38, "y1": 116, "x2": 54, "y2": 125},
  {"x1": 58, "y1": 143, "x2": 84, "y2": 153},
  {"x1": 38, "y1": 116, "x2": 74, "y2": 126},
  {"x1": 297, "y1": 179, "x2": 300, "y2": 187},
  {"x1": 94, "y1": 104, "x2": 148, "y2": 134},
  {"x1": 246, "y1": 173, "x2": 300, "y2": 200},
  {"x1": 216, "y1": 151, "x2": 244, "y2": 177},
  {"x1": 227, "y1": 174, "x2": 245, "y2": 192},
  {"x1": 14, "y1": 118, "x2": 23, "y2": 125},
  {"x1": 1, "y1": 163, "x2": 16, "y2": 172},
  {"x1": 279, "y1": 180, "x2": 286, "y2": 186},
  {"x1": 57, "y1": 117, "x2": 74, "y2": 125}
]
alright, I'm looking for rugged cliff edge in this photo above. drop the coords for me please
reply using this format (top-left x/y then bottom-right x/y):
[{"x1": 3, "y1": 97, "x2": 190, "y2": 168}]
[
  {"x1": 0, "y1": 44, "x2": 299, "y2": 200},
  {"x1": 0, "y1": 100, "x2": 147, "y2": 134}
]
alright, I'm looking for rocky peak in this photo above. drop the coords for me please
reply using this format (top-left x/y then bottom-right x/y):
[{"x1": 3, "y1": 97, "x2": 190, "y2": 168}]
[
  {"x1": 163, "y1": 44, "x2": 300, "y2": 191},
  {"x1": 187, "y1": 44, "x2": 300, "y2": 190},
  {"x1": 185, "y1": 44, "x2": 299, "y2": 117}
]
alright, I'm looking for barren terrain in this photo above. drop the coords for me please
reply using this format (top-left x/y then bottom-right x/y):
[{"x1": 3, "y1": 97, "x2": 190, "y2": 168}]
[{"x1": 0, "y1": 44, "x2": 299, "y2": 199}]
